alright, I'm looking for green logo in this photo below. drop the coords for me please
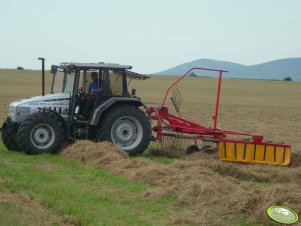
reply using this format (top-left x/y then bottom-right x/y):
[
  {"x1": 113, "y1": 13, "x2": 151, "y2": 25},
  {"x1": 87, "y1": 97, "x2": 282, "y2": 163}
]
[{"x1": 267, "y1": 206, "x2": 298, "y2": 224}]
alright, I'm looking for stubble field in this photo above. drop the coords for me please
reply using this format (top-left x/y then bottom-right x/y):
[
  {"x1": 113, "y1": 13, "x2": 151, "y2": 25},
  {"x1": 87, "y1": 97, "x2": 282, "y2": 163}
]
[{"x1": 0, "y1": 69, "x2": 301, "y2": 226}]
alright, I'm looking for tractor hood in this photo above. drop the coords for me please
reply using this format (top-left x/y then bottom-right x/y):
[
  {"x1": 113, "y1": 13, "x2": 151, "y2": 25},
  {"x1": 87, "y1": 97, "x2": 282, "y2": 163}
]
[
  {"x1": 9, "y1": 93, "x2": 71, "y2": 122},
  {"x1": 10, "y1": 93, "x2": 71, "y2": 107}
]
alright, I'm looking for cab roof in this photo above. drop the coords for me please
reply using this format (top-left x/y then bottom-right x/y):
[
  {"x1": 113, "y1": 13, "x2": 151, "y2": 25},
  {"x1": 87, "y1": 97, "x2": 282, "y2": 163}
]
[
  {"x1": 59, "y1": 62, "x2": 132, "y2": 70},
  {"x1": 58, "y1": 62, "x2": 149, "y2": 80}
]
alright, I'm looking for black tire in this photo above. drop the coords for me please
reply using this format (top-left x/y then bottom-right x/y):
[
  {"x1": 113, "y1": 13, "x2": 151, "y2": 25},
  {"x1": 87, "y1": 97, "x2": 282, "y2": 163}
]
[
  {"x1": 186, "y1": 145, "x2": 199, "y2": 154},
  {"x1": 17, "y1": 112, "x2": 65, "y2": 155},
  {"x1": 97, "y1": 104, "x2": 151, "y2": 155},
  {"x1": 1, "y1": 120, "x2": 20, "y2": 151}
]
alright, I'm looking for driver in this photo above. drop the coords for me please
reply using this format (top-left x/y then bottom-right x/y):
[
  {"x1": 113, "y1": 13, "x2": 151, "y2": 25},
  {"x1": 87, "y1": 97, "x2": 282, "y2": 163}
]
[
  {"x1": 88, "y1": 72, "x2": 102, "y2": 96},
  {"x1": 80, "y1": 72, "x2": 102, "y2": 119}
]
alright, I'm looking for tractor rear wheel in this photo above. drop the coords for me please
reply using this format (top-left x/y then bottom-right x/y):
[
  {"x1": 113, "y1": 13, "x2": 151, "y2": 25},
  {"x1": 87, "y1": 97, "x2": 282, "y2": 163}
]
[
  {"x1": 17, "y1": 112, "x2": 65, "y2": 154},
  {"x1": 97, "y1": 105, "x2": 151, "y2": 155},
  {"x1": 1, "y1": 119, "x2": 20, "y2": 151}
]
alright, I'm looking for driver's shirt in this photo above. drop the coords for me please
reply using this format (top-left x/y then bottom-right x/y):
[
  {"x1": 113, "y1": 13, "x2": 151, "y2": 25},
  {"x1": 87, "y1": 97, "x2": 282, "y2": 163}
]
[{"x1": 88, "y1": 80, "x2": 101, "y2": 97}]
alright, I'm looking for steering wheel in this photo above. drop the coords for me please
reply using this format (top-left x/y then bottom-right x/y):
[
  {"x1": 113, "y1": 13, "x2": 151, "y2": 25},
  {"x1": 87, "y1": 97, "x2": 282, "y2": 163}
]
[{"x1": 76, "y1": 88, "x2": 86, "y2": 100}]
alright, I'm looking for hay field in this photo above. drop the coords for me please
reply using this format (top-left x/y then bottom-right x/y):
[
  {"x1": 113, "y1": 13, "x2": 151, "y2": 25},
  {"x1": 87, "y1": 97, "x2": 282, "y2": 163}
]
[
  {"x1": 0, "y1": 70, "x2": 53, "y2": 121},
  {"x1": 1, "y1": 69, "x2": 301, "y2": 225}
]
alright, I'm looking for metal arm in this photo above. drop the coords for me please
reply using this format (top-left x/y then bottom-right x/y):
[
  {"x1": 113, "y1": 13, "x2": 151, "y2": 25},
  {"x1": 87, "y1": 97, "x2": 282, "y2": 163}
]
[{"x1": 161, "y1": 67, "x2": 228, "y2": 129}]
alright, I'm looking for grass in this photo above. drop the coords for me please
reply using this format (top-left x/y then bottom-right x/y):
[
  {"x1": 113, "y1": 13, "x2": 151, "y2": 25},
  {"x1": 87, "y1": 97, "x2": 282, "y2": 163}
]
[
  {"x1": 0, "y1": 140, "x2": 175, "y2": 226},
  {"x1": 141, "y1": 155, "x2": 174, "y2": 165},
  {"x1": 0, "y1": 202, "x2": 56, "y2": 226},
  {"x1": 232, "y1": 218, "x2": 261, "y2": 226},
  {"x1": 141, "y1": 144, "x2": 175, "y2": 164}
]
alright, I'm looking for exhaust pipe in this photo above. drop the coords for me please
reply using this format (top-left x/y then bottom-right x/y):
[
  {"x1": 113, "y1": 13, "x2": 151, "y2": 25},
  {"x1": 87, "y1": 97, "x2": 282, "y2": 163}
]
[{"x1": 38, "y1": 57, "x2": 45, "y2": 96}]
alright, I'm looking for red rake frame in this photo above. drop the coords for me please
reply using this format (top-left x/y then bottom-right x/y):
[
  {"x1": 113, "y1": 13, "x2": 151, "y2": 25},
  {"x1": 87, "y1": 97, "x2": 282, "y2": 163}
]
[
  {"x1": 147, "y1": 67, "x2": 291, "y2": 165},
  {"x1": 147, "y1": 67, "x2": 289, "y2": 147}
]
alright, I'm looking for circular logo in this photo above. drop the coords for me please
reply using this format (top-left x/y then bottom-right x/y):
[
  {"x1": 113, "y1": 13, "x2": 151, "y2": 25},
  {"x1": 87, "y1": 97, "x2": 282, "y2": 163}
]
[{"x1": 267, "y1": 206, "x2": 299, "y2": 224}]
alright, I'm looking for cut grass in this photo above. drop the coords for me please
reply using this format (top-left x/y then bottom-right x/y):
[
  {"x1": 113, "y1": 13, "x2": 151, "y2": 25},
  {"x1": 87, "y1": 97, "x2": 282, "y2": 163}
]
[
  {"x1": 0, "y1": 201, "x2": 59, "y2": 226},
  {"x1": 142, "y1": 144, "x2": 175, "y2": 165},
  {"x1": 141, "y1": 155, "x2": 174, "y2": 165},
  {"x1": 0, "y1": 197, "x2": 66, "y2": 226},
  {"x1": 232, "y1": 218, "x2": 261, "y2": 226},
  {"x1": 0, "y1": 140, "x2": 175, "y2": 226}
]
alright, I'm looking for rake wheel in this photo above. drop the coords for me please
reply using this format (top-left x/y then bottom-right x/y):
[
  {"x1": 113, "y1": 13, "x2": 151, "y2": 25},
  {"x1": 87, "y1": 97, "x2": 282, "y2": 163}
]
[
  {"x1": 200, "y1": 143, "x2": 217, "y2": 154},
  {"x1": 186, "y1": 145, "x2": 199, "y2": 154}
]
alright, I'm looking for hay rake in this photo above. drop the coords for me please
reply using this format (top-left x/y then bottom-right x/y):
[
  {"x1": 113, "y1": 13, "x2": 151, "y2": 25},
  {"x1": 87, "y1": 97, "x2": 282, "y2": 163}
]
[
  {"x1": 147, "y1": 67, "x2": 291, "y2": 166},
  {"x1": 170, "y1": 86, "x2": 184, "y2": 115}
]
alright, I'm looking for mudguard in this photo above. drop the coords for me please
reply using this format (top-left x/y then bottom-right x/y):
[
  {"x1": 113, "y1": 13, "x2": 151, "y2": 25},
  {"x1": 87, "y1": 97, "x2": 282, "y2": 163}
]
[{"x1": 89, "y1": 97, "x2": 145, "y2": 126}]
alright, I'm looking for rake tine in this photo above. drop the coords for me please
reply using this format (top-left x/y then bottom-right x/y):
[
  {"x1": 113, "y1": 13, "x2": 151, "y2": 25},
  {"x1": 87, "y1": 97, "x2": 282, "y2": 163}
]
[
  {"x1": 170, "y1": 95, "x2": 180, "y2": 114},
  {"x1": 175, "y1": 93, "x2": 180, "y2": 106},
  {"x1": 173, "y1": 87, "x2": 180, "y2": 100},
  {"x1": 171, "y1": 87, "x2": 184, "y2": 113},
  {"x1": 174, "y1": 88, "x2": 183, "y2": 112},
  {"x1": 179, "y1": 95, "x2": 183, "y2": 105},
  {"x1": 176, "y1": 91, "x2": 182, "y2": 100},
  {"x1": 170, "y1": 97, "x2": 176, "y2": 107},
  {"x1": 177, "y1": 96, "x2": 184, "y2": 109},
  {"x1": 174, "y1": 86, "x2": 179, "y2": 95},
  {"x1": 172, "y1": 87, "x2": 179, "y2": 100},
  {"x1": 173, "y1": 93, "x2": 179, "y2": 106}
]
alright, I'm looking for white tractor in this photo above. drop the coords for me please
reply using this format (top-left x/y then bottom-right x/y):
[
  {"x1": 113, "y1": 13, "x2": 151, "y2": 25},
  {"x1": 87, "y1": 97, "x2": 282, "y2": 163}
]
[{"x1": 1, "y1": 60, "x2": 151, "y2": 155}]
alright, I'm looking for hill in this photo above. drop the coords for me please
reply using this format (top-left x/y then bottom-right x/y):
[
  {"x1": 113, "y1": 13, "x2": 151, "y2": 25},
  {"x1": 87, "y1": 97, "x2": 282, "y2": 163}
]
[{"x1": 155, "y1": 58, "x2": 301, "y2": 81}]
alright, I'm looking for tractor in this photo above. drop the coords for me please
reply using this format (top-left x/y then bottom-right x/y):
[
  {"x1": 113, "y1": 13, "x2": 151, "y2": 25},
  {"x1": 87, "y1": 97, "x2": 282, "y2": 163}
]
[{"x1": 1, "y1": 61, "x2": 151, "y2": 155}]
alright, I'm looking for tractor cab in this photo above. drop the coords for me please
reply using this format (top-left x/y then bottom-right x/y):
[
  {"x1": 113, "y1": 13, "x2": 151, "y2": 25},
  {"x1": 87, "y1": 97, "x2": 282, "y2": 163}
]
[
  {"x1": 50, "y1": 63, "x2": 149, "y2": 122},
  {"x1": 50, "y1": 62, "x2": 132, "y2": 97}
]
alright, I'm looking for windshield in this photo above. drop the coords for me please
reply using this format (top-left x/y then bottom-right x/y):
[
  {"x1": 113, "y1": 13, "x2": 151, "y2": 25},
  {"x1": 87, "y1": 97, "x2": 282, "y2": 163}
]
[
  {"x1": 109, "y1": 70, "x2": 123, "y2": 95},
  {"x1": 52, "y1": 70, "x2": 75, "y2": 94}
]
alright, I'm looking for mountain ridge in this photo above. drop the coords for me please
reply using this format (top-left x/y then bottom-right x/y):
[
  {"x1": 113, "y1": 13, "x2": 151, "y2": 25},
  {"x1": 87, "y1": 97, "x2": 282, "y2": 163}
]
[{"x1": 155, "y1": 57, "x2": 301, "y2": 81}]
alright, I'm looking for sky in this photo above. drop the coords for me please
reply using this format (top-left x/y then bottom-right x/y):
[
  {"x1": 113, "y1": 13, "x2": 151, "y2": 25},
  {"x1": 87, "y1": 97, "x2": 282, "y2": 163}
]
[{"x1": 0, "y1": 0, "x2": 301, "y2": 73}]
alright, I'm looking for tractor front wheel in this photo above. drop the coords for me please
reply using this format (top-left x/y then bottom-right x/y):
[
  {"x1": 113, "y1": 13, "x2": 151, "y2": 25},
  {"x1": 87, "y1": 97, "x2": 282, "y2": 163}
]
[
  {"x1": 1, "y1": 118, "x2": 20, "y2": 151},
  {"x1": 17, "y1": 112, "x2": 65, "y2": 154},
  {"x1": 97, "y1": 105, "x2": 151, "y2": 155}
]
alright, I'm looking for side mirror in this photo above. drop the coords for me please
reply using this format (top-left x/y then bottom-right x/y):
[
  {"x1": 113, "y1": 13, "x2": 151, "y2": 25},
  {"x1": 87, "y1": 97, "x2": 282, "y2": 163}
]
[
  {"x1": 131, "y1": 89, "x2": 136, "y2": 96},
  {"x1": 50, "y1": 65, "x2": 58, "y2": 74}
]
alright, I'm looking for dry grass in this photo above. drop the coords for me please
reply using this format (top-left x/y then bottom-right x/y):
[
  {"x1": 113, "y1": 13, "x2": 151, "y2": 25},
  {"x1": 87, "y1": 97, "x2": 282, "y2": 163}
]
[
  {"x1": 61, "y1": 141, "x2": 301, "y2": 225},
  {"x1": 0, "y1": 69, "x2": 52, "y2": 121},
  {"x1": 0, "y1": 192, "x2": 78, "y2": 225}
]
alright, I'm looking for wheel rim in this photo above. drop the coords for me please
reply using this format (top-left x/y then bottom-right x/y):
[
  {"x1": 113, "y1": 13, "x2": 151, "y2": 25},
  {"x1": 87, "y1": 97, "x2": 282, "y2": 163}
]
[
  {"x1": 30, "y1": 123, "x2": 55, "y2": 150},
  {"x1": 111, "y1": 116, "x2": 143, "y2": 151}
]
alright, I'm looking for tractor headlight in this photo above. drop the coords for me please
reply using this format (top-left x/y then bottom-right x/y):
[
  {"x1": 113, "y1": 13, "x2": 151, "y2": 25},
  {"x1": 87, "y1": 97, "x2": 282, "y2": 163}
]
[
  {"x1": 9, "y1": 105, "x2": 17, "y2": 122},
  {"x1": 9, "y1": 111, "x2": 16, "y2": 122}
]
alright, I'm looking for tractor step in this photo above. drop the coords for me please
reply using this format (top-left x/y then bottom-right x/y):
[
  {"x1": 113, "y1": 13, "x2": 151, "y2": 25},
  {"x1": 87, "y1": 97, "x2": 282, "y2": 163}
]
[{"x1": 218, "y1": 140, "x2": 291, "y2": 166}]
